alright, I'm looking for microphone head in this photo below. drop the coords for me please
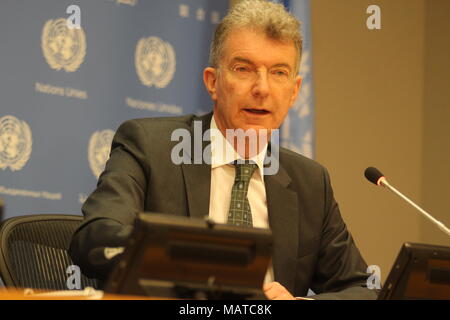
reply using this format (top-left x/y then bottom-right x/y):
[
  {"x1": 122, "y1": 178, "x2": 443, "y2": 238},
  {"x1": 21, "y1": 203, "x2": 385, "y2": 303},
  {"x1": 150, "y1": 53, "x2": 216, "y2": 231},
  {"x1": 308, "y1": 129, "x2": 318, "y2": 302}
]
[{"x1": 364, "y1": 167, "x2": 385, "y2": 186}]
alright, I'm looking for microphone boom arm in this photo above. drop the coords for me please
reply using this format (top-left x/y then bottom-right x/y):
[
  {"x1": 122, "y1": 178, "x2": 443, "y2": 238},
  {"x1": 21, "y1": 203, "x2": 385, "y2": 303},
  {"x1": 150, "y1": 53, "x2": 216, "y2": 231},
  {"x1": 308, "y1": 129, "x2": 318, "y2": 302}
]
[{"x1": 379, "y1": 177, "x2": 450, "y2": 237}]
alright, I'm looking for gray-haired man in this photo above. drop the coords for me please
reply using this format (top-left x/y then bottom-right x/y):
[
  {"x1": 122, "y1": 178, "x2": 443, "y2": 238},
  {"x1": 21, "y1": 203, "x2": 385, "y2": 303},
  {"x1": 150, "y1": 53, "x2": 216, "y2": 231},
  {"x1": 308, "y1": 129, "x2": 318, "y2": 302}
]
[{"x1": 70, "y1": 0, "x2": 376, "y2": 300}]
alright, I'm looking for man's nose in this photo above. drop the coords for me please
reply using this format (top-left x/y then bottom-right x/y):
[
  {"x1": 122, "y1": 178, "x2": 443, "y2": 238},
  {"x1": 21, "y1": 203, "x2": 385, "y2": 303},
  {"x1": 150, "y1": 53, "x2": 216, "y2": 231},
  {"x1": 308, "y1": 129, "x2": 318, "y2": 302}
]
[{"x1": 251, "y1": 70, "x2": 270, "y2": 98}]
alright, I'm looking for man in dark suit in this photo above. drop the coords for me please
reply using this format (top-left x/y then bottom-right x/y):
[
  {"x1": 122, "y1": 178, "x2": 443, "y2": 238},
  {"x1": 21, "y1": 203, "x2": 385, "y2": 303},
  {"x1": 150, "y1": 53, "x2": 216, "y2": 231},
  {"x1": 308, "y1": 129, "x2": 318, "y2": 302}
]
[{"x1": 70, "y1": 0, "x2": 377, "y2": 299}]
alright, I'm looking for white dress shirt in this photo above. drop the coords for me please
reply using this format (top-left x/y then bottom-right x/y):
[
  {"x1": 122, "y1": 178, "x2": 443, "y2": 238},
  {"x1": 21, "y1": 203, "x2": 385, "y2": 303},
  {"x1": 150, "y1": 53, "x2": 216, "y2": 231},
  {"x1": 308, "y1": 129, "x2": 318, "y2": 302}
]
[{"x1": 208, "y1": 114, "x2": 274, "y2": 283}]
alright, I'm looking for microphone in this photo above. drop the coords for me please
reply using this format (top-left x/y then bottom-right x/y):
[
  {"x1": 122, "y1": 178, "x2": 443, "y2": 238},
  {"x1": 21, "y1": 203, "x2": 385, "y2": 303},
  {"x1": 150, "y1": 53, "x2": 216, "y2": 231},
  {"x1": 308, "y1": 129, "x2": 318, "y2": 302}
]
[{"x1": 364, "y1": 167, "x2": 450, "y2": 237}]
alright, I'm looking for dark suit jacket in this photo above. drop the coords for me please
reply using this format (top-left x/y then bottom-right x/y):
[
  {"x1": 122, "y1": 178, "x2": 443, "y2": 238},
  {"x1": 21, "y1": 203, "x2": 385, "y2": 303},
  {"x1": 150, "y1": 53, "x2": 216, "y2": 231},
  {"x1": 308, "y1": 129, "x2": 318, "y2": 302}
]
[{"x1": 69, "y1": 112, "x2": 377, "y2": 299}]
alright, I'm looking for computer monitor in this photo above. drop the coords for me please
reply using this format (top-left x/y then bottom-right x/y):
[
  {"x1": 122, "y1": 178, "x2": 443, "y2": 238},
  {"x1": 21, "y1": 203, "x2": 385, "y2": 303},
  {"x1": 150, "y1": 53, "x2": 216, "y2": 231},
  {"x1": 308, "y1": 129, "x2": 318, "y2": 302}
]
[
  {"x1": 378, "y1": 242, "x2": 450, "y2": 300},
  {"x1": 104, "y1": 212, "x2": 273, "y2": 299}
]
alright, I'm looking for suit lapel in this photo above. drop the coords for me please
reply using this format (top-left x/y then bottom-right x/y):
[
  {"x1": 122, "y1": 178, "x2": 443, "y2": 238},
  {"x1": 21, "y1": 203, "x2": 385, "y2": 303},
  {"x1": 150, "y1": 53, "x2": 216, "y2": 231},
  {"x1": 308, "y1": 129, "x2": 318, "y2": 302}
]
[
  {"x1": 265, "y1": 160, "x2": 299, "y2": 293},
  {"x1": 182, "y1": 163, "x2": 211, "y2": 219},
  {"x1": 181, "y1": 112, "x2": 213, "y2": 219},
  {"x1": 180, "y1": 113, "x2": 300, "y2": 292}
]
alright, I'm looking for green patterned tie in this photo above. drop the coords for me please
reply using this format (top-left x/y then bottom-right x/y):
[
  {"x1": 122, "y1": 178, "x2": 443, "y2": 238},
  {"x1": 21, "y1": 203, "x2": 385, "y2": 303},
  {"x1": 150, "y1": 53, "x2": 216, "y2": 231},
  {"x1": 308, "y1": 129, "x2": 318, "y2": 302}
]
[{"x1": 227, "y1": 162, "x2": 258, "y2": 227}]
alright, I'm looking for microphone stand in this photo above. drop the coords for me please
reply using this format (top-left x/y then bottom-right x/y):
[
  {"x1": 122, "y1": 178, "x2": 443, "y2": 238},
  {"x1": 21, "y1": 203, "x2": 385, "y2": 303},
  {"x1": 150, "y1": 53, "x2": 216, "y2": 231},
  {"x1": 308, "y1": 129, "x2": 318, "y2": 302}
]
[{"x1": 379, "y1": 177, "x2": 450, "y2": 237}]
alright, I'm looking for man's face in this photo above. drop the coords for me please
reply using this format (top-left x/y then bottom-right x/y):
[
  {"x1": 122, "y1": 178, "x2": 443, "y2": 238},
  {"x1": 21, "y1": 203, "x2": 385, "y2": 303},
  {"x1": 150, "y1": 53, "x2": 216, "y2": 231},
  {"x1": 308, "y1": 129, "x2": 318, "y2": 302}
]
[{"x1": 204, "y1": 28, "x2": 302, "y2": 135}]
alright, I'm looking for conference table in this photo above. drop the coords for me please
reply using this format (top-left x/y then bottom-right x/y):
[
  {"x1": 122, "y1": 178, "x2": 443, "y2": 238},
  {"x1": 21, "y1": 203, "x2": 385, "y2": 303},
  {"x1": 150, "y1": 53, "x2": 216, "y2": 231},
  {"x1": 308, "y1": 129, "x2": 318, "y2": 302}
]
[{"x1": 0, "y1": 287, "x2": 154, "y2": 300}]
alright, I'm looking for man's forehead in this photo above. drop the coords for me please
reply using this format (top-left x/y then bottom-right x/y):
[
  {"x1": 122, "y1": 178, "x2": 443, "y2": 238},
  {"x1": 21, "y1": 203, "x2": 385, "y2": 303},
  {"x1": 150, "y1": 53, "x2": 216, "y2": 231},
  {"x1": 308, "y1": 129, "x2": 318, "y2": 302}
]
[
  {"x1": 222, "y1": 29, "x2": 297, "y2": 67},
  {"x1": 229, "y1": 56, "x2": 293, "y2": 71},
  {"x1": 224, "y1": 27, "x2": 293, "y2": 46}
]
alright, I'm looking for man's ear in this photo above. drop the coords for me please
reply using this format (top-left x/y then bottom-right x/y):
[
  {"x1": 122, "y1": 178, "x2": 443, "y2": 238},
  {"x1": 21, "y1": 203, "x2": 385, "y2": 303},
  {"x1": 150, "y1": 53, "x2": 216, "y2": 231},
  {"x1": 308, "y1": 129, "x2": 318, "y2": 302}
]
[
  {"x1": 203, "y1": 67, "x2": 218, "y2": 101},
  {"x1": 289, "y1": 75, "x2": 302, "y2": 107}
]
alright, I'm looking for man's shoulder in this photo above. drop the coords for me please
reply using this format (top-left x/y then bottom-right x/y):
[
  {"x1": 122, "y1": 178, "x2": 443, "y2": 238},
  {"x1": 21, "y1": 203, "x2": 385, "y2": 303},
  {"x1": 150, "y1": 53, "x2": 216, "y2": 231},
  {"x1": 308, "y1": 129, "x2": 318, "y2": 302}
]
[
  {"x1": 116, "y1": 112, "x2": 212, "y2": 134},
  {"x1": 279, "y1": 147, "x2": 324, "y2": 172},
  {"x1": 278, "y1": 147, "x2": 329, "y2": 185},
  {"x1": 122, "y1": 113, "x2": 198, "y2": 128}
]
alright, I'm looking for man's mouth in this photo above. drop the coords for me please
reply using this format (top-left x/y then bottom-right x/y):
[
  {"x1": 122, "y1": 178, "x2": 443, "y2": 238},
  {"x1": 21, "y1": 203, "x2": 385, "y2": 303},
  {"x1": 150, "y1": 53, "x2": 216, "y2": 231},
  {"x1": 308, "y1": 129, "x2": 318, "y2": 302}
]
[{"x1": 243, "y1": 108, "x2": 270, "y2": 115}]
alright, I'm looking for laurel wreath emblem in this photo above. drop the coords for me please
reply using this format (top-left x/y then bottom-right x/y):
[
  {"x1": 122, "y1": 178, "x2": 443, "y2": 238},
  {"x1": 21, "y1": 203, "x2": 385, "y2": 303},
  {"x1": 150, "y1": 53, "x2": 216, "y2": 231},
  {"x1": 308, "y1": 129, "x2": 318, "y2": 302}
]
[
  {"x1": 41, "y1": 18, "x2": 86, "y2": 72},
  {"x1": 135, "y1": 36, "x2": 176, "y2": 88},
  {"x1": 0, "y1": 115, "x2": 33, "y2": 171},
  {"x1": 88, "y1": 129, "x2": 115, "y2": 179}
]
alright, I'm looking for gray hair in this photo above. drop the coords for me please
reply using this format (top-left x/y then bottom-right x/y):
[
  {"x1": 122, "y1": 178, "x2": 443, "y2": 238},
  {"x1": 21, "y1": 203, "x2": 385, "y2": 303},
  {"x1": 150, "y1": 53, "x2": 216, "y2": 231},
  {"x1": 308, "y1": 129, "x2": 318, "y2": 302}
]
[{"x1": 209, "y1": 0, "x2": 303, "y2": 74}]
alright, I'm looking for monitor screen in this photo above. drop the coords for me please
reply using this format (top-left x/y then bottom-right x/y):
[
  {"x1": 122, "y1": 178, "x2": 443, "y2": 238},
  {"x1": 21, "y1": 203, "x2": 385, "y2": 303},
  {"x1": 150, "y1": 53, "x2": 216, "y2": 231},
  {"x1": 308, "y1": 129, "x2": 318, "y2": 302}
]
[
  {"x1": 104, "y1": 212, "x2": 273, "y2": 299},
  {"x1": 378, "y1": 242, "x2": 450, "y2": 300}
]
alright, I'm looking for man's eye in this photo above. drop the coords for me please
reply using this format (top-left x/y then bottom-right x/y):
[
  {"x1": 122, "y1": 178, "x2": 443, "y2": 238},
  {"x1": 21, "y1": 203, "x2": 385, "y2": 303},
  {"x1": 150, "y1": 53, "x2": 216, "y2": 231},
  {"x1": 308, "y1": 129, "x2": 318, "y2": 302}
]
[
  {"x1": 233, "y1": 66, "x2": 251, "y2": 73},
  {"x1": 272, "y1": 69, "x2": 289, "y2": 77}
]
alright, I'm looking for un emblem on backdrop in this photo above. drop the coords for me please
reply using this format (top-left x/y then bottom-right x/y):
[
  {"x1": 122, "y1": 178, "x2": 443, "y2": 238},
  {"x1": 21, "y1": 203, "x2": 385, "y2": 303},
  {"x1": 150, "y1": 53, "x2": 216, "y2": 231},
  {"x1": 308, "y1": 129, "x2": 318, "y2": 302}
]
[
  {"x1": 88, "y1": 130, "x2": 115, "y2": 179},
  {"x1": 41, "y1": 18, "x2": 86, "y2": 72},
  {"x1": 0, "y1": 115, "x2": 32, "y2": 171},
  {"x1": 135, "y1": 36, "x2": 176, "y2": 88}
]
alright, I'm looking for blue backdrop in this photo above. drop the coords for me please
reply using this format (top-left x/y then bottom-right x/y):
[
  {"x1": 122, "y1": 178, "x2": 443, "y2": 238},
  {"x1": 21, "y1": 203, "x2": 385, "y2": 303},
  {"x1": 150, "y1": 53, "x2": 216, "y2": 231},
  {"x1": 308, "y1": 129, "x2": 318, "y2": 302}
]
[
  {"x1": 279, "y1": 0, "x2": 315, "y2": 160},
  {"x1": 0, "y1": 0, "x2": 314, "y2": 220}
]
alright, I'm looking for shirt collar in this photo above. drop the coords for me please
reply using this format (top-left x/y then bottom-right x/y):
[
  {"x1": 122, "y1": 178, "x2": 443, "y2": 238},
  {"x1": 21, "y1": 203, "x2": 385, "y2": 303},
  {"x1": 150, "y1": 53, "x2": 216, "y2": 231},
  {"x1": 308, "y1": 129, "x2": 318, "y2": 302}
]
[{"x1": 210, "y1": 114, "x2": 267, "y2": 179}]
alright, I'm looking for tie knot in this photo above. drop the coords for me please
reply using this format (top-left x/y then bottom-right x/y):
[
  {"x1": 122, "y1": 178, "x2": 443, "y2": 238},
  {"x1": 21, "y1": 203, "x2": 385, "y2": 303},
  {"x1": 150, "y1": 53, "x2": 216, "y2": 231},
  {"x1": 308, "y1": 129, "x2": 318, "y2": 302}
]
[{"x1": 234, "y1": 163, "x2": 258, "y2": 182}]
